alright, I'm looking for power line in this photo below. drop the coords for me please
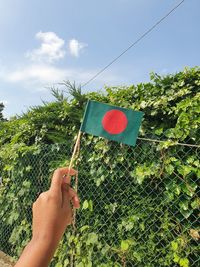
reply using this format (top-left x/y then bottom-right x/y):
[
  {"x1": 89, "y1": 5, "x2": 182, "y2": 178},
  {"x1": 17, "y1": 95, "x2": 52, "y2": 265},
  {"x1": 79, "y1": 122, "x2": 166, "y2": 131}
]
[
  {"x1": 82, "y1": 0, "x2": 185, "y2": 88},
  {"x1": 137, "y1": 137, "x2": 200, "y2": 148}
]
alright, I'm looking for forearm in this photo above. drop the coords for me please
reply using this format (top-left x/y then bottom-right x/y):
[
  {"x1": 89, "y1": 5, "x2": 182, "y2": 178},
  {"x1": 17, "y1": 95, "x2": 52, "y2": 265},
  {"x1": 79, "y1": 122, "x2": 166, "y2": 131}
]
[{"x1": 14, "y1": 238, "x2": 58, "y2": 267}]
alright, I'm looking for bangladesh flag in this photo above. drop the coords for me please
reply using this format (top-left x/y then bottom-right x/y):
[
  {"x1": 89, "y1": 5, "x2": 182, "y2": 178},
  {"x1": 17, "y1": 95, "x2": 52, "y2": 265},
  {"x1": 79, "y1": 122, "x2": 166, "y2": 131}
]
[{"x1": 80, "y1": 100, "x2": 144, "y2": 146}]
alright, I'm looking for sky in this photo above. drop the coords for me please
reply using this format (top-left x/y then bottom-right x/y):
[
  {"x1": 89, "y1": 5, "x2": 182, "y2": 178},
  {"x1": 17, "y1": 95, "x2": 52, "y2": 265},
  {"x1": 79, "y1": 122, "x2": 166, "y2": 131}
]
[{"x1": 0, "y1": 0, "x2": 199, "y2": 118}]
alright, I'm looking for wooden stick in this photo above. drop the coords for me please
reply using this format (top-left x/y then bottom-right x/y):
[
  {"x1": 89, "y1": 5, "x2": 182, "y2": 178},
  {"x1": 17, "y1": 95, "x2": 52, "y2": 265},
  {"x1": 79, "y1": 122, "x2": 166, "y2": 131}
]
[
  {"x1": 68, "y1": 131, "x2": 81, "y2": 267},
  {"x1": 68, "y1": 130, "x2": 82, "y2": 174}
]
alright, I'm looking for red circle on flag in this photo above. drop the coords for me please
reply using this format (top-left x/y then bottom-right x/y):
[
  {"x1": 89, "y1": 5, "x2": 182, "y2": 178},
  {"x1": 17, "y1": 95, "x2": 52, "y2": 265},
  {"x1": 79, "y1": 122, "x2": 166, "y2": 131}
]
[{"x1": 102, "y1": 109, "x2": 128, "y2": 134}]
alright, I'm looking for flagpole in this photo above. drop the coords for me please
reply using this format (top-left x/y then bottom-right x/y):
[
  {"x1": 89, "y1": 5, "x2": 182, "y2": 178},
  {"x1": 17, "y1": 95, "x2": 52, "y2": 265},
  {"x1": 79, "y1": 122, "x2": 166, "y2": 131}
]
[
  {"x1": 68, "y1": 130, "x2": 82, "y2": 267},
  {"x1": 68, "y1": 130, "x2": 82, "y2": 174}
]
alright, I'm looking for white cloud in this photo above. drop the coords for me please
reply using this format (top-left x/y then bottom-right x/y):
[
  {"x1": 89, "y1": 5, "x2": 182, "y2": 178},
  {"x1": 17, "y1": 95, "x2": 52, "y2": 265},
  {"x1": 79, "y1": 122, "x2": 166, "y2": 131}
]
[
  {"x1": 0, "y1": 31, "x2": 117, "y2": 90},
  {"x1": 3, "y1": 64, "x2": 67, "y2": 84},
  {"x1": 68, "y1": 39, "x2": 87, "y2": 57},
  {"x1": 0, "y1": 64, "x2": 118, "y2": 90},
  {"x1": 26, "y1": 31, "x2": 66, "y2": 63}
]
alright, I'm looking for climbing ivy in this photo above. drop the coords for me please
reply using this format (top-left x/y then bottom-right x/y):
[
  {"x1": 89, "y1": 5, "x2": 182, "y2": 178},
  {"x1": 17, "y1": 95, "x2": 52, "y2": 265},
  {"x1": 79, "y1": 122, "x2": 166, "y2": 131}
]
[{"x1": 0, "y1": 67, "x2": 199, "y2": 266}]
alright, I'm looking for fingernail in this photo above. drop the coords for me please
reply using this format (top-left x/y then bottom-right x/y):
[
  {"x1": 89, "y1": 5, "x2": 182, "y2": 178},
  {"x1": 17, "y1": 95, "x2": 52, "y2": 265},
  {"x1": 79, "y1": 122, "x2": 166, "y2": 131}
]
[{"x1": 74, "y1": 196, "x2": 79, "y2": 202}]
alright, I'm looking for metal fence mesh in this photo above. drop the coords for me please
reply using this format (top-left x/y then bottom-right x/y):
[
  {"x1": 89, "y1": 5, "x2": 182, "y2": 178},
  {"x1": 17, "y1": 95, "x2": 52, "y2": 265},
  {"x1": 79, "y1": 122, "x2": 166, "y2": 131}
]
[{"x1": 0, "y1": 135, "x2": 199, "y2": 267}]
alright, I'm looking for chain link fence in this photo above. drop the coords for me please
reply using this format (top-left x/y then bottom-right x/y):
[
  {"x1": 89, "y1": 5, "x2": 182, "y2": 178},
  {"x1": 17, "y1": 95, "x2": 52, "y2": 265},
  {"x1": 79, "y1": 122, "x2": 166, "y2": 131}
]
[{"x1": 0, "y1": 135, "x2": 199, "y2": 267}]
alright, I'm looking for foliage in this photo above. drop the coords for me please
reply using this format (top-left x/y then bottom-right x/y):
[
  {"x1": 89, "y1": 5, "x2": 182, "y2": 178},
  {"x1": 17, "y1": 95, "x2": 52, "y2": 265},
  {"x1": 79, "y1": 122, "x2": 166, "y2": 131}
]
[
  {"x1": 0, "y1": 67, "x2": 199, "y2": 266},
  {"x1": 0, "y1": 102, "x2": 5, "y2": 121}
]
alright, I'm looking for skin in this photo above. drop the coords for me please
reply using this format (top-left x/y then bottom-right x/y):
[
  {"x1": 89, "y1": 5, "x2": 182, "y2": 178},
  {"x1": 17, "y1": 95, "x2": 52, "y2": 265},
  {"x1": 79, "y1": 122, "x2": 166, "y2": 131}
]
[{"x1": 14, "y1": 167, "x2": 80, "y2": 267}]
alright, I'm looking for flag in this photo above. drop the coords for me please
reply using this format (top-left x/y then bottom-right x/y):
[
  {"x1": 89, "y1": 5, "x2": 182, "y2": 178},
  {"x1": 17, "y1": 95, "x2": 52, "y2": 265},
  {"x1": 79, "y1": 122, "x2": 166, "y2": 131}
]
[{"x1": 80, "y1": 100, "x2": 144, "y2": 146}]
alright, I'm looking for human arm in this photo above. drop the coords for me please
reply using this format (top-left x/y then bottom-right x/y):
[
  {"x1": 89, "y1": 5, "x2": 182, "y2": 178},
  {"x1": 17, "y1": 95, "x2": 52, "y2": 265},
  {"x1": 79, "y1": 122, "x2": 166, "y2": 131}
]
[{"x1": 14, "y1": 167, "x2": 80, "y2": 267}]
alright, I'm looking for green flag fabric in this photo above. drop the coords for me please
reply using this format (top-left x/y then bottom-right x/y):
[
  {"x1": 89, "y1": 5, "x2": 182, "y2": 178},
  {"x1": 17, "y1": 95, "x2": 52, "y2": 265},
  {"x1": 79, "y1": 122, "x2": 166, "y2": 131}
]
[{"x1": 80, "y1": 100, "x2": 144, "y2": 146}]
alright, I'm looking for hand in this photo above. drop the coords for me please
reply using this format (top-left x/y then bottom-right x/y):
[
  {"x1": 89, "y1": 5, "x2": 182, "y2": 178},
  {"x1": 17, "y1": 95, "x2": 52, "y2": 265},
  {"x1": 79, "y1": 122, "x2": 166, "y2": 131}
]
[
  {"x1": 15, "y1": 167, "x2": 80, "y2": 267},
  {"x1": 32, "y1": 167, "x2": 80, "y2": 246}
]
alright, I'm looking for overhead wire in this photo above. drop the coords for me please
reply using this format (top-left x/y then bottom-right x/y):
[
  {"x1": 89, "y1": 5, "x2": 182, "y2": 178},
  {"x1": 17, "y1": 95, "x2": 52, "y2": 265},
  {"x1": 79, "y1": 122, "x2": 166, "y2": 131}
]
[{"x1": 81, "y1": 0, "x2": 185, "y2": 88}]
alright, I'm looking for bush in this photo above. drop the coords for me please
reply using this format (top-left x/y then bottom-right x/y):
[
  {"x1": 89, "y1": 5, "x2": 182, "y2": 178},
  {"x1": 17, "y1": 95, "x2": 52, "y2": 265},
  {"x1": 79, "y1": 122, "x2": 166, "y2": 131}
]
[{"x1": 0, "y1": 67, "x2": 199, "y2": 266}]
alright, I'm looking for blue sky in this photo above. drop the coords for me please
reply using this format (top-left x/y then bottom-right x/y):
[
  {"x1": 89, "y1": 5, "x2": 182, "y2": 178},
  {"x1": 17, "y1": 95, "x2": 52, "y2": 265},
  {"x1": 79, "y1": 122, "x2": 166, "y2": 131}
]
[{"x1": 0, "y1": 0, "x2": 199, "y2": 118}]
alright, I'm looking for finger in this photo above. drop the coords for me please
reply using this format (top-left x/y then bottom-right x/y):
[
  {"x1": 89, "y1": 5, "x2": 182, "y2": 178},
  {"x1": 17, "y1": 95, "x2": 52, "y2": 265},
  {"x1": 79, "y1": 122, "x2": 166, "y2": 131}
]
[
  {"x1": 62, "y1": 186, "x2": 80, "y2": 209},
  {"x1": 50, "y1": 167, "x2": 77, "y2": 194},
  {"x1": 63, "y1": 169, "x2": 78, "y2": 184},
  {"x1": 61, "y1": 185, "x2": 71, "y2": 208},
  {"x1": 69, "y1": 187, "x2": 80, "y2": 209},
  {"x1": 71, "y1": 195, "x2": 80, "y2": 209}
]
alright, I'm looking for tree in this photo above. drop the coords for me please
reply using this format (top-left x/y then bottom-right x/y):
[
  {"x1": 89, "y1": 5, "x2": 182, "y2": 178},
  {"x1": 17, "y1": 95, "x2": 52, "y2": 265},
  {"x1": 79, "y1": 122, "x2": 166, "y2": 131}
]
[{"x1": 0, "y1": 102, "x2": 5, "y2": 121}]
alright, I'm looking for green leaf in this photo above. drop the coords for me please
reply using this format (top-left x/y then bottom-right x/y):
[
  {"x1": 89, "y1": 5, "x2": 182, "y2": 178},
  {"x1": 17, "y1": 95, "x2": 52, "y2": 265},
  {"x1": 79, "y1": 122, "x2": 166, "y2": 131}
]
[
  {"x1": 132, "y1": 251, "x2": 142, "y2": 262},
  {"x1": 101, "y1": 244, "x2": 110, "y2": 255},
  {"x1": 76, "y1": 263, "x2": 84, "y2": 267},
  {"x1": 82, "y1": 200, "x2": 89, "y2": 210},
  {"x1": 86, "y1": 233, "x2": 98, "y2": 245},
  {"x1": 165, "y1": 164, "x2": 174, "y2": 175},
  {"x1": 80, "y1": 225, "x2": 90, "y2": 232},
  {"x1": 180, "y1": 209, "x2": 193, "y2": 219},
  {"x1": 120, "y1": 239, "x2": 133, "y2": 251},
  {"x1": 154, "y1": 127, "x2": 163, "y2": 135},
  {"x1": 64, "y1": 259, "x2": 69, "y2": 266},
  {"x1": 88, "y1": 200, "x2": 93, "y2": 212},
  {"x1": 175, "y1": 185, "x2": 181, "y2": 195},
  {"x1": 82, "y1": 200, "x2": 93, "y2": 212},
  {"x1": 173, "y1": 253, "x2": 180, "y2": 263},
  {"x1": 121, "y1": 240, "x2": 129, "y2": 251},
  {"x1": 139, "y1": 222, "x2": 145, "y2": 231},
  {"x1": 178, "y1": 166, "x2": 192, "y2": 176},
  {"x1": 179, "y1": 258, "x2": 189, "y2": 267},
  {"x1": 181, "y1": 183, "x2": 195, "y2": 197},
  {"x1": 171, "y1": 241, "x2": 178, "y2": 251},
  {"x1": 191, "y1": 198, "x2": 200, "y2": 209},
  {"x1": 179, "y1": 200, "x2": 189, "y2": 211}
]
